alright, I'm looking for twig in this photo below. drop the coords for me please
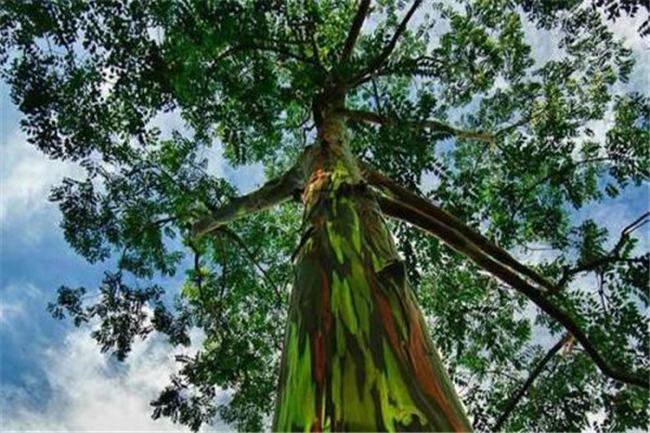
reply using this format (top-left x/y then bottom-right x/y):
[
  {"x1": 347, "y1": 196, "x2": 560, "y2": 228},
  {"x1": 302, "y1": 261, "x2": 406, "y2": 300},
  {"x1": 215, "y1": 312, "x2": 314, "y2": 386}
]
[
  {"x1": 493, "y1": 335, "x2": 570, "y2": 431},
  {"x1": 342, "y1": 108, "x2": 495, "y2": 142},
  {"x1": 218, "y1": 228, "x2": 284, "y2": 308},
  {"x1": 556, "y1": 212, "x2": 650, "y2": 289}
]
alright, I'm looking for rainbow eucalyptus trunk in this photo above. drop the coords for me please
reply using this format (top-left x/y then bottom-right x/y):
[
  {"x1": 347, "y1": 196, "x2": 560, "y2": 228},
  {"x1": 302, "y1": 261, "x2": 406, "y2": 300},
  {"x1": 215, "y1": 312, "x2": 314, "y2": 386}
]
[{"x1": 273, "y1": 105, "x2": 472, "y2": 432}]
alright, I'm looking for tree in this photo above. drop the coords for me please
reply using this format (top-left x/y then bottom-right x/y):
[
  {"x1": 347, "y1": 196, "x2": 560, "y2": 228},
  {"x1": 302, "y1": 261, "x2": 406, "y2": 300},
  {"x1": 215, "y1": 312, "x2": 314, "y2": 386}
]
[{"x1": 1, "y1": 0, "x2": 648, "y2": 431}]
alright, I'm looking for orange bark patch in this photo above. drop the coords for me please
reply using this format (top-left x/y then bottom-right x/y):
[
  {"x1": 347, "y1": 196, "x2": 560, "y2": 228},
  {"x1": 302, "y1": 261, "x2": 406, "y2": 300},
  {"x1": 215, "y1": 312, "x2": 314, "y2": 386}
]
[
  {"x1": 302, "y1": 168, "x2": 330, "y2": 207},
  {"x1": 313, "y1": 333, "x2": 325, "y2": 385},
  {"x1": 406, "y1": 306, "x2": 466, "y2": 432},
  {"x1": 374, "y1": 288, "x2": 405, "y2": 362}
]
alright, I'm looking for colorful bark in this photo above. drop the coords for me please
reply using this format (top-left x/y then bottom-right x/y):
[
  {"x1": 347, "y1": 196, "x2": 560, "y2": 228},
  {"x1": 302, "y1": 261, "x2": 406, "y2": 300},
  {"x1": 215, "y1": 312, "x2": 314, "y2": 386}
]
[{"x1": 273, "y1": 112, "x2": 472, "y2": 432}]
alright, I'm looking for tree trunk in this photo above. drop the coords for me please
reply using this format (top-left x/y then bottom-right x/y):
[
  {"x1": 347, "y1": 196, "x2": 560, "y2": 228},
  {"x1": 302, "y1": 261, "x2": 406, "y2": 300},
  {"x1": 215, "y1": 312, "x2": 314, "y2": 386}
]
[{"x1": 273, "y1": 107, "x2": 472, "y2": 432}]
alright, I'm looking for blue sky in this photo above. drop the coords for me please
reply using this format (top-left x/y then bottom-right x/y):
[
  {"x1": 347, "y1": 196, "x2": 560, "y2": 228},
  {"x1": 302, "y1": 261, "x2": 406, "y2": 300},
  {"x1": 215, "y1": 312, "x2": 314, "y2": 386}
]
[{"x1": 0, "y1": 6, "x2": 648, "y2": 432}]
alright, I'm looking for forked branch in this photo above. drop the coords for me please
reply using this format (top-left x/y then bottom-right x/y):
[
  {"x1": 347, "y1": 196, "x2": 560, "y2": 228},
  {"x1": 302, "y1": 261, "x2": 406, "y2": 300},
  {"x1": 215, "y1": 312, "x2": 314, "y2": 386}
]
[
  {"x1": 365, "y1": 167, "x2": 649, "y2": 390},
  {"x1": 362, "y1": 165, "x2": 556, "y2": 292},
  {"x1": 556, "y1": 211, "x2": 650, "y2": 289},
  {"x1": 350, "y1": 0, "x2": 423, "y2": 86}
]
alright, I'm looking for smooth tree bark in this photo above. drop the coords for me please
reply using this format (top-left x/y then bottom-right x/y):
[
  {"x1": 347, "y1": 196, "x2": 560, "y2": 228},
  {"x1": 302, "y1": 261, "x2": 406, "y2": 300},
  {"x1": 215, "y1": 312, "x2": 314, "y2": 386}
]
[
  {"x1": 5, "y1": 0, "x2": 649, "y2": 431},
  {"x1": 361, "y1": 168, "x2": 648, "y2": 390},
  {"x1": 272, "y1": 102, "x2": 473, "y2": 431},
  {"x1": 195, "y1": 98, "x2": 474, "y2": 431}
]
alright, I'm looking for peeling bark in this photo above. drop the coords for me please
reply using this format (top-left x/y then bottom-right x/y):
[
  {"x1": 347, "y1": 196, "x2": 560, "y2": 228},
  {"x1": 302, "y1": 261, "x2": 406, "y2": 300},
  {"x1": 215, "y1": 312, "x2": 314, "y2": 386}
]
[
  {"x1": 368, "y1": 175, "x2": 649, "y2": 390},
  {"x1": 273, "y1": 110, "x2": 472, "y2": 432}
]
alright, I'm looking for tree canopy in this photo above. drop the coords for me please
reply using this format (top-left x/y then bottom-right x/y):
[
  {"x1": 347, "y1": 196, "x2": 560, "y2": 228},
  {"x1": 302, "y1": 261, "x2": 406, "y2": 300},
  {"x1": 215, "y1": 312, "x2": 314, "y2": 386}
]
[{"x1": 1, "y1": 0, "x2": 648, "y2": 431}]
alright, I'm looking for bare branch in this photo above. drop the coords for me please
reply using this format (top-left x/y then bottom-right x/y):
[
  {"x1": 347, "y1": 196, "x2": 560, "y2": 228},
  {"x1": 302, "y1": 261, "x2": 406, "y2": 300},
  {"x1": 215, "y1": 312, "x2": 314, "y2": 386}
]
[
  {"x1": 210, "y1": 41, "x2": 324, "y2": 70},
  {"x1": 510, "y1": 157, "x2": 613, "y2": 220},
  {"x1": 361, "y1": 165, "x2": 556, "y2": 292},
  {"x1": 493, "y1": 334, "x2": 571, "y2": 431},
  {"x1": 370, "y1": 77, "x2": 384, "y2": 114},
  {"x1": 192, "y1": 159, "x2": 307, "y2": 238},
  {"x1": 340, "y1": 0, "x2": 372, "y2": 63},
  {"x1": 495, "y1": 116, "x2": 530, "y2": 136},
  {"x1": 365, "y1": 167, "x2": 649, "y2": 389},
  {"x1": 190, "y1": 246, "x2": 208, "y2": 306},
  {"x1": 343, "y1": 108, "x2": 495, "y2": 142},
  {"x1": 617, "y1": 211, "x2": 650, "y2": 248}
]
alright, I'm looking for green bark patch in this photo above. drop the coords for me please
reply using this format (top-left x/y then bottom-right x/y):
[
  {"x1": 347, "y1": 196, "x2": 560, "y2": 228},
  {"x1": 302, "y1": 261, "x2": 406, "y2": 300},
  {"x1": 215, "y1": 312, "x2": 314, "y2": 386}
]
[{"x1": 274, "y1": 178, "x2": 472, "y2": 432}]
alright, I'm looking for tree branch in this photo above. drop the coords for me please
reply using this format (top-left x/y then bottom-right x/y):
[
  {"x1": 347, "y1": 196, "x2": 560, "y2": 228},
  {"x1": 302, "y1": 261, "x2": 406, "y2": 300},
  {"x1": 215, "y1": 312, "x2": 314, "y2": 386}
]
[
  {"x1": 493, "y1": 334, "x2": 570, "y2": 431},
  {"x1": 364, "y1": 168, "x2": 649, "y2": 389},
  {"x1": 350, "y1": 0, "x2": 423, "y2": 85},
  {"x1": 495, "y1": 116, "x2": 530, "y2": 136},
  {"x1": 192, "y1": 161, "x2": 306, "y2": 238},
  {"x1": 556, "y1": 212, "x2": 650, "y2": 288},
  {"x1": 361, "y1": 165, "x2": 556, "y2": 292},
  {"x1": 342, "y1": 108, "x2": 495, "y2": 142},
  {"x1": 339, "y1": 0, "x2": 372, "y2": 63},
  {"x1": 210, "y1": 41, "x2": 323, "y2": 69},
  {"x1": 218, "y1": 227, "x2": 284, "y2": 307},
  {"x1": 510, "y1": 157, "x2": 613, "y2": 220},
  {"x1": 370, "y1": 78, "x2": 384, "y2": 115}
]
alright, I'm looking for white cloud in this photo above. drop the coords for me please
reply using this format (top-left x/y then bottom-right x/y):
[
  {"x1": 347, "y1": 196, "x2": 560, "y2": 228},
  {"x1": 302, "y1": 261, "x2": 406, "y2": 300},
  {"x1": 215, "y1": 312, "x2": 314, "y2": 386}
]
[
  {"x1": 0, "y1": 302, "x2": 23, "y2": 326},
  {"x1": 0, "y1": 326, "x2": 230, "y2": 432},
  {"x1": 0, "y1": 283, "x2": 41, "y2": 328},
  {"x1": 606, "y1": 11, "x2": 650, "y2": 97},
  {"x1": 0, "y1": 128, "x2": 82, "y2": 242}
]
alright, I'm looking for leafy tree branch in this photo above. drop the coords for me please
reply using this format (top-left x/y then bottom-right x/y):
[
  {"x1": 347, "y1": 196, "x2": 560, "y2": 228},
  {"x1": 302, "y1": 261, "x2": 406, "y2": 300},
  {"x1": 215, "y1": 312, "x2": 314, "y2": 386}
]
[
  {"x1": 343, "y1": 108, "x2": 496, "y2": 141},
  {"x1": 493, "y1": 334, "x2": 571, "y2": 431},
  {"x1": 349, "y1": 0, "x2": 424, "y2": 87},
  {"x1": 339, "y1": 0, "x2": 372, "y2": 63},
  {"x1": 365, "y1": 167, "x2": 649, "y2": 389},
  {"x1": 556, "y1": 211, "x2": 650, "y2": 289},
  {"x1": 192, "y1": 156, "x2": 308, "y2": 238}
]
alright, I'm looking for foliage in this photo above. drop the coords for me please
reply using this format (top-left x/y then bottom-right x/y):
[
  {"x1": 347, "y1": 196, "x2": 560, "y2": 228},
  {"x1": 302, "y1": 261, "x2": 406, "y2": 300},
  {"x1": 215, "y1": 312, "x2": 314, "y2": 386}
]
[{"x1": 1, "y1": 0, "x2": 648, "y2": 431}]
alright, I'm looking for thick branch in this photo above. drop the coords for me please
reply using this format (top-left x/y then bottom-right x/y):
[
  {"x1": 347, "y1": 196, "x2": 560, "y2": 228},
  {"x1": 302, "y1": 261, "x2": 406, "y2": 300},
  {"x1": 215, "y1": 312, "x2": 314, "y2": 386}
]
[
  {"x1": 367, "y1": 171, "x2": 649, "y2": 389},
  {"x1": 339, "y1": 0, "x2": 372, "y2": 63},
  {"x1": 192, "y1": 163, "x2": 305, "y2": 238},
  {"x1": 351, "y1": 0, "x2": 423, "y2": 85},
  {"x1": 377, "y1": 195, "x2": 648, "y2": 389},
  {"x1": 344, "y1": 108, "x2": 495, "y2": 142},
  {"x1": 361, "y1": 166, "x2": 556, "y2": 293},
  {"x1": 493, "y1": 335, "x2": 570, "y2": 431}
]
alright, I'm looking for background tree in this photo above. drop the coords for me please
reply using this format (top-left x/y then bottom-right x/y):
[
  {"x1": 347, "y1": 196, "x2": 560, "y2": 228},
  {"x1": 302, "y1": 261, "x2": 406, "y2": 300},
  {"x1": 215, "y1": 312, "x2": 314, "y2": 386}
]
[{"x1": 1, "y1": 0, "x2": 648, "y2": 431}]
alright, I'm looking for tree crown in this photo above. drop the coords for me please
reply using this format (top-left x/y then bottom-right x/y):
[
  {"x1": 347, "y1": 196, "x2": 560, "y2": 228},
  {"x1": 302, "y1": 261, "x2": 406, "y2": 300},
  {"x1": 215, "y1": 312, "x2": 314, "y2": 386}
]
[{"x1": 1, "y1": 0, "x2": 648, "y2": 430}]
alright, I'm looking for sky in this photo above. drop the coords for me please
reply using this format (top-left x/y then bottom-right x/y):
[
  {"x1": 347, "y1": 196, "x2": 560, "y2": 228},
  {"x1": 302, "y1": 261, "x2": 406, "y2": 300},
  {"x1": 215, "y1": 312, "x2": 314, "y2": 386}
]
[{"x1": 0, "y1": 4, "x2": 648, "y2": 432}]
